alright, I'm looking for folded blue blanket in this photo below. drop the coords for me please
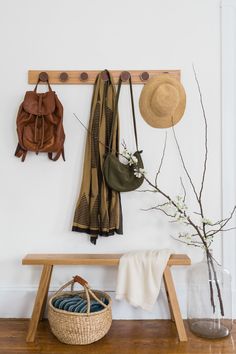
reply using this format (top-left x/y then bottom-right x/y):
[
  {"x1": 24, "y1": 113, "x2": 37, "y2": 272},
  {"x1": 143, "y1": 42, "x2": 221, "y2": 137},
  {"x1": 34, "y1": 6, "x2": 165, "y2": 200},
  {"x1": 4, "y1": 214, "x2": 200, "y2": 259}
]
[{"x1": 52, "y1": 294, "x2": 108, "y2": 313}]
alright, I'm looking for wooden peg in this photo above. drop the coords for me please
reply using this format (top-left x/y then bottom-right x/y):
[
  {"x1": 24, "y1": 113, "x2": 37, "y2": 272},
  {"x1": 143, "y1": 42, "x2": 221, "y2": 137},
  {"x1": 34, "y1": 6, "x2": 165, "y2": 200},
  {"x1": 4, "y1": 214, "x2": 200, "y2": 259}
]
[
  {"x1": 101, "y1": 70, "x2": 109, "y2": 81},
  {"x1": 120, "y1": 71, "x2": 131, "y2": 82},
  {"x1": 140, "y1": 71, "x2": 149, "y2": 81},
  {"x1": 39, "y1": 72, "x2": 48, "y2": 82},
  {"x1": 59, "y1": 72, "x2": 68, "y2": 82},
  {"x1": 80, "y1": 72, "x2": 88, "y2": 81}
]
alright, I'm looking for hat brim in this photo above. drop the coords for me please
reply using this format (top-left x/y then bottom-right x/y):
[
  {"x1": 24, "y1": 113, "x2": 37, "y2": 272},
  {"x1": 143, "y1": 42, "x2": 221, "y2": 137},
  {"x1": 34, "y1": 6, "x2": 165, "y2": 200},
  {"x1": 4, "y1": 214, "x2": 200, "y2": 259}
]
[{"x1": 139, "y1": 75, "x2": 186, "y2": 128}]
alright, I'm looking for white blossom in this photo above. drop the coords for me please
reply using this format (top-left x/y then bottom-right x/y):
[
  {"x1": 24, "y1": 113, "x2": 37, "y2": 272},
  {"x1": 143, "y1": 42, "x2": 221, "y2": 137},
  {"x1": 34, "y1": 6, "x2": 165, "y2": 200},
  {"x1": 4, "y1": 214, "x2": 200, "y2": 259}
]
[
  {"x1": 134, "y1": 168, "x2": 146, "y2": 178},
  {"x1": 202, "y1": 218, "x2": 213, "y2": 226},
  {"x1": 129, "y1": 155, "x2": 138, "y2": 166},
  {"x1": 121, "y1": 149, "x2": 139, "y2": 166}
]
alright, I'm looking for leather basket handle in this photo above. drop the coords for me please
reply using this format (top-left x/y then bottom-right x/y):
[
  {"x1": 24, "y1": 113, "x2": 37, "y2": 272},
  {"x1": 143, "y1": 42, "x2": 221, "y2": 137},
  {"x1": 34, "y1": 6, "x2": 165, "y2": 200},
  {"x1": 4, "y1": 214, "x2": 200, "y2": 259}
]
[
  {"x1": 73, "y1": 275, "x2": 89, "y2": 287},
  {"x1": 53, "y1": 275, "x2": 89, "y2": 297}
]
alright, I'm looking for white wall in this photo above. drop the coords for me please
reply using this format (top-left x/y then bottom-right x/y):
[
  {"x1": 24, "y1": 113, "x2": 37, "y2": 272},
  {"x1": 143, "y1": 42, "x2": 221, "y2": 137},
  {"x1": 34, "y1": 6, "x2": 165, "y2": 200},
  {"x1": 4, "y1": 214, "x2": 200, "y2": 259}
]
[
  {"x1": 221, "y1": 0, "x2": 236, "y2": 316},
  {"x1": 0, "y1": 0, "x2": 223, "y2": 319}
]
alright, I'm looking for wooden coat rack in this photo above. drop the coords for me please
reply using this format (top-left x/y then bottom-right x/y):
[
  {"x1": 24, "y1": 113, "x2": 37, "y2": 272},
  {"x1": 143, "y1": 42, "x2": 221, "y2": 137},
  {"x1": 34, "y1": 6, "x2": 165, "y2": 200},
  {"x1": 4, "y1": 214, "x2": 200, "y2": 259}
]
[{"x1": 28, "y1": 69, "x2": 181, "y2": 85}]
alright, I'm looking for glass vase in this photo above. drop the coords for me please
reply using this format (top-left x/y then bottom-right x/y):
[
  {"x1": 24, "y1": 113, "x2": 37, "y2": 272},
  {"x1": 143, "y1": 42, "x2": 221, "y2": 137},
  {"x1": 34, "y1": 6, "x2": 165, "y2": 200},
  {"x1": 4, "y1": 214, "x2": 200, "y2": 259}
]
[{"x1": 187, "y1": 251, "x2": 232, "y2": 339}]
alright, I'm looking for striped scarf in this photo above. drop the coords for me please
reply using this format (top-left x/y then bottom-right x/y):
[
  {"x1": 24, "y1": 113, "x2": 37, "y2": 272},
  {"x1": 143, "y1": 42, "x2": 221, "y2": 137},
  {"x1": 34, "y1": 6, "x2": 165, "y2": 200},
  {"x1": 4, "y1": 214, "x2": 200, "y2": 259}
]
[{"x1": 72, "y1": 71, "x2": 123, "y2": 244}]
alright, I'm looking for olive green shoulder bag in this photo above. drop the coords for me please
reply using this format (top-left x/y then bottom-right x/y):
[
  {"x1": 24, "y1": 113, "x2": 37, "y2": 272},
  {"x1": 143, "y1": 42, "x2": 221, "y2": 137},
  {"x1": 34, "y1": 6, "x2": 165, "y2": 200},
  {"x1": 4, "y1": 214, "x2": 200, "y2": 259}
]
[{"x1": 103, "y1": 76, "x2": 144, "y2": 192}]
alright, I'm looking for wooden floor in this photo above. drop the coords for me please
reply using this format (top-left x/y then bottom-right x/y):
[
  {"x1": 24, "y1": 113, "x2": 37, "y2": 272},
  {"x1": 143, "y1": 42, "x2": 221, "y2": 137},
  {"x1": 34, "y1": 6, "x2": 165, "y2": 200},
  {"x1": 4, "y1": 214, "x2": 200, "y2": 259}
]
[{"x1": 0, "y1": 319, "x2": 235, "y2": 354}]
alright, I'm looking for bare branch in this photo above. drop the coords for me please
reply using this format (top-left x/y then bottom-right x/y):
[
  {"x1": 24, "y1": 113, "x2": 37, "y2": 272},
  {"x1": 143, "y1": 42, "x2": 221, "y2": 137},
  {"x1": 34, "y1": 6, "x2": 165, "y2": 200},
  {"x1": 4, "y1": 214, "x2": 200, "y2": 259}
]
[
  {"x1": 156, "y1": 201, "x2": 171, "y2": 208},
  {"x1": 155, "y1": 132, "x2": 167, "y2": 187},
  {"x1": 208, "y1": 255, "x2": 224, "y2": 315},
  {"x1": 194, "y1": 211, "x2": 202, "y2": 216},
  {"x1": 172, "y1": 125, "x2": 199, "y2": 203},
  {"x1": 180, "y1": 177, "x2": 187, "y2": 203},
  {"x1": 169, "y1": 219, "x2": 190, "y2": 225},
  {"x1": 209, "y1": 217, "x2": 229, "y2": 227},
  {"x1": 141, "y1": 201, "x2": 170, "y2": 210},
  {"x1": 169, "y1": 219, "x2": 181, "y2": 224},
  {"x1": 188, "y1": 240, "x2": 205, "y2": 244},
  {"x1": 136, "y1": 189, "x2": 158, "y2": 193},
  {"x1": 73, "y1": 113, "x2": 121, "y2": 156},
  {"x1": 121, "y1": 139, "x2": 127, "y2": 150},
  {"x1": 207, "y1": 226, "x2": 236, "y2": 237},
  {"x1": 210, "y1": 255, "x2": 222, "y2": 266},
  {"x1": 141, "y1": 206, "x2": 175, "y2": 218},
  {"x1": 192, "y1": 65, "x2": 208, "y2": 203},
  {"x1": 143, "y1": 176, "x2": 174, "y2": 205},
  {"x1": 206, "y1": 252, "x2": 216, "y2": 313},
  {"x1": 220, "y1": 227, "x2": 236, "y2": 233},
  {"x1": 197, "y1": 225, "x2": 204, "y2": 231},
  {"x1": 208, "y1": 206, "x2": 236, "y2": 237},
  {"x1": 171, "y1": 235, "x2": 203, "y2": 248}
]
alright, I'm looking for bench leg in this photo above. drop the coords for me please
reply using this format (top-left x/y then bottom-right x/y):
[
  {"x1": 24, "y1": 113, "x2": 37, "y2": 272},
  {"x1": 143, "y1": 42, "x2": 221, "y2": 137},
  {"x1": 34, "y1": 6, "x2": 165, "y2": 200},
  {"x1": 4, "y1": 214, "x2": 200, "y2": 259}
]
[
  {"x1": 163, "y1": 266, "x2": 187, "y2": 342},
  {"x1": 39, "y1": 265, "x2": 53, "y2": 321},
  {"x1": 26, "y1": 265, "x2": 53, "y2": 343},
  {"x1": 163, "y1": 276, "x2": 175, "y2": 322}
]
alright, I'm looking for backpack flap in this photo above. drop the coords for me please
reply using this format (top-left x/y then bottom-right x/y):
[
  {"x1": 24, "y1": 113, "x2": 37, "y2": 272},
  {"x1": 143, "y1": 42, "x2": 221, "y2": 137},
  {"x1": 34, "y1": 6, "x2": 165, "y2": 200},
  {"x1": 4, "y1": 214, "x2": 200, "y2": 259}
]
[{"x1": 23, "y1": 91, "x2": 56, "y2": 116}]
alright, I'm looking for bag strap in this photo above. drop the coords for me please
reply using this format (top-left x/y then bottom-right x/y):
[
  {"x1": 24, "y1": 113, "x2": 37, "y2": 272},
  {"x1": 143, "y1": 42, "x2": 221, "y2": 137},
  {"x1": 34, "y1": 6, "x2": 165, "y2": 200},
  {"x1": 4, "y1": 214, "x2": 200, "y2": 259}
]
[
  {"x1": 129, "y1": 77, "x2": 139, "y2": 151},
  {"x1": 34, "y1": 77, "x2": 52, "y2": 93},
  {"x1": 108, "y1": 76, "x2": 139, "y2": 152},
  {"x1": 108, "y1": 78, "x2": 121, "y2": 152}
]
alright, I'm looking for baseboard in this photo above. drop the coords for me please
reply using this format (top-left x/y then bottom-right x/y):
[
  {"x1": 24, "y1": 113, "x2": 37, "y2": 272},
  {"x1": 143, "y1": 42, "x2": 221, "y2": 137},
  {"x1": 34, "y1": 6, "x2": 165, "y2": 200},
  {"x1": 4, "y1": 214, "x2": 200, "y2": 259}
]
[
  {"x1": 1, "y1": 286, "x2": 234, "y2": 319},
  {"x1": 0, "y1": 285, "x2": 187, "y2": 320}
]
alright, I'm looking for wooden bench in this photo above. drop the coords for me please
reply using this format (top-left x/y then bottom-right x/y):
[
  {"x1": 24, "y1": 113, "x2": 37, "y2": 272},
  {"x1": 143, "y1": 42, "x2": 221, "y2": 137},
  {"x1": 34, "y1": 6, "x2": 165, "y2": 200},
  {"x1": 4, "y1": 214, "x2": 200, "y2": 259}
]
[{"x1": 22, "y1": 253, "x2": 191, "y2": 343}]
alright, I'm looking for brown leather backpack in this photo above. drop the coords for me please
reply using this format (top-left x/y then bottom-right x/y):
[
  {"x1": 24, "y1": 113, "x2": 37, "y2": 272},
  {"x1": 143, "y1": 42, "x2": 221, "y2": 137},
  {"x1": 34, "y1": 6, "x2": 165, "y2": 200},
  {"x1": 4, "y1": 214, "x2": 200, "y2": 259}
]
[{"x1": 15, "y1": 78, "x2": 65, "y2": 161}]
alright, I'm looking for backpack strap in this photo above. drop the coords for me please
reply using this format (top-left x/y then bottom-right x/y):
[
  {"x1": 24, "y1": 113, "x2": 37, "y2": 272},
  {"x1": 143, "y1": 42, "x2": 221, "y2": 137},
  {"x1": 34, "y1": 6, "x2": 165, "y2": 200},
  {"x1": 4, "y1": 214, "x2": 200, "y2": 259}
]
[
  {"x1": 15, "y1": 143, "x2": 27, "y2": 162},
  {"x1": 48, "y1": 147, "x2": 65, "y2": 161},
  {"x1": 34, "y1": 78, "x2": 52, "y2": 93}
]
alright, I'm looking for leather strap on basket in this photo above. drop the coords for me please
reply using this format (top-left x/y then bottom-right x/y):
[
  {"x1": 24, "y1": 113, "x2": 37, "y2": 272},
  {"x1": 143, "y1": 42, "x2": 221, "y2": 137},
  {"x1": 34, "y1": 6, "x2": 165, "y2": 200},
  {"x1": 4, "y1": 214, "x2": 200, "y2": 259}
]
[
  {"x1": 73, "y1": 275, "x2": 88, "y2": 287},
  {"x1": 108, "y1": 76, "x2": 139, "y2": 153}
]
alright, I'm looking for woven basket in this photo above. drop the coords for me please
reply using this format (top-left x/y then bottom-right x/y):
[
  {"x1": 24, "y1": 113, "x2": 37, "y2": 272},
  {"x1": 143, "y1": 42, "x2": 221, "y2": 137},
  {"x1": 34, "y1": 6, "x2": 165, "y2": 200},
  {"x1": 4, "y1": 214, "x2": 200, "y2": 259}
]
[{"x1": 48, "y1": 275, "x2": 112, "y2": 345}]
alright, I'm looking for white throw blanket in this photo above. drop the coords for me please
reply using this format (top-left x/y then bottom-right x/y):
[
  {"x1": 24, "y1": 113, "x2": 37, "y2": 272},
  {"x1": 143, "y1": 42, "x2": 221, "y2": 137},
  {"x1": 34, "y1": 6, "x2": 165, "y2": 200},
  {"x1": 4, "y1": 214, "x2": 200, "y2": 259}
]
[{"x1": 115, "y1": 249, "x2": 173, "y2": 311}]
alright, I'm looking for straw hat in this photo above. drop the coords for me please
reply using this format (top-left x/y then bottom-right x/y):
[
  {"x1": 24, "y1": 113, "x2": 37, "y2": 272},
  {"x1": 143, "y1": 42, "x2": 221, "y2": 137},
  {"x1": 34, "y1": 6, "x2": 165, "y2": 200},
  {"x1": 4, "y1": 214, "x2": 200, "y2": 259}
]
[{"x1": 139, "y1": 75, "x2": 186, "y2": 128}]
